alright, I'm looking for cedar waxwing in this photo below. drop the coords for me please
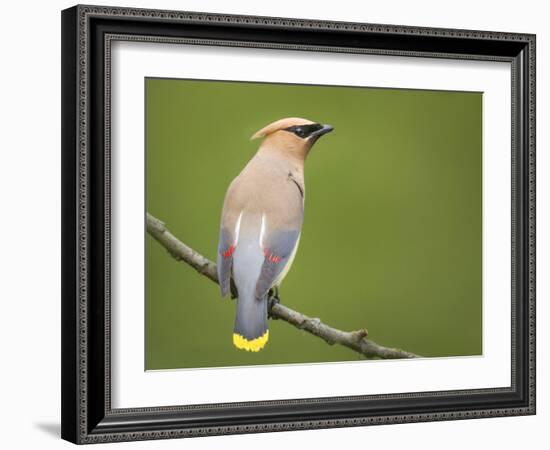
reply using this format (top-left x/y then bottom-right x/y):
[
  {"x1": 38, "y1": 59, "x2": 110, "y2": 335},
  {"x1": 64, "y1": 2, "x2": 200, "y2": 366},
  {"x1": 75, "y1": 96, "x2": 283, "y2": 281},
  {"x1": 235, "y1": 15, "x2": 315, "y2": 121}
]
[{"x1": 217, "y1": 117, "x2": 334, "y2": 351}]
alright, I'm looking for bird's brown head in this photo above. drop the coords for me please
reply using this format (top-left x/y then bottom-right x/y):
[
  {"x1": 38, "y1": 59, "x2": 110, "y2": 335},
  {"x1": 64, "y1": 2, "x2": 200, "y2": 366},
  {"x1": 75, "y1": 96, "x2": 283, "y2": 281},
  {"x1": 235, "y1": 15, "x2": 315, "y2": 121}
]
[{"x1": 251, "y1": 117, "x2": 333, "y2": 161}]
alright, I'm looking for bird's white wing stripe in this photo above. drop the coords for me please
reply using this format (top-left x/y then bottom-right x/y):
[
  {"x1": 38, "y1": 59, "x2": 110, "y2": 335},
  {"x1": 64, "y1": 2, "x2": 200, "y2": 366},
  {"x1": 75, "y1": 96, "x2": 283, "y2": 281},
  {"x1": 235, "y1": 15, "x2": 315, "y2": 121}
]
[
  {"x1": 234, "y1": 211, "x2": 243, "y2": 244},
  {"x1": 259, "y1": 213, "x2": 267, "y2": 248}
]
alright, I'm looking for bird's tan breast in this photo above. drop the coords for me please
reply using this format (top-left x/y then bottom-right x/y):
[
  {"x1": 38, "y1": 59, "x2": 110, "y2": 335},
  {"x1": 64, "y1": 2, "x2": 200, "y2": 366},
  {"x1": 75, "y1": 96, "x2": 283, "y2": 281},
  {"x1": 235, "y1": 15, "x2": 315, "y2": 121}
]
[{"x1": 223, "y1": 154, "x2": 305, "y2": 231}]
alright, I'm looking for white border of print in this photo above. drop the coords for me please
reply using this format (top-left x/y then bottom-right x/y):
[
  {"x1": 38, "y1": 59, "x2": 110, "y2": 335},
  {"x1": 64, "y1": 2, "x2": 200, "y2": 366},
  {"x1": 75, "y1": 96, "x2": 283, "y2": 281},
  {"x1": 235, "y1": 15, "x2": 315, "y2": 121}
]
[{"x1": 111, "y1": 41, "x2": 511, "y2": 409}]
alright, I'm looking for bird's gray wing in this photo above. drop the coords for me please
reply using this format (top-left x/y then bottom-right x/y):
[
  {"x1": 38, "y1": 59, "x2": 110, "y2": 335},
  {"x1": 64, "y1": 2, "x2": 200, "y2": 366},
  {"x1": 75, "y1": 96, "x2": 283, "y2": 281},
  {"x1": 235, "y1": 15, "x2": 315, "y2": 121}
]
[
  {"x1": 217, "y1": 226, "x2": 236, "y2": 297},
  {"x1": 255, "y1": 229, "x2": 300, "y2": 299}
]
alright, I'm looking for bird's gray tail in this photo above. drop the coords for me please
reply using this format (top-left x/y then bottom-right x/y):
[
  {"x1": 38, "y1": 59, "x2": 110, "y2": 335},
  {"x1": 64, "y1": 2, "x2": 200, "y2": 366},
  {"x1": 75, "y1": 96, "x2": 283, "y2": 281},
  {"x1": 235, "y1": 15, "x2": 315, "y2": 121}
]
[{"x1": 233, "y1": 289, "x2": 268, "y2": 352}]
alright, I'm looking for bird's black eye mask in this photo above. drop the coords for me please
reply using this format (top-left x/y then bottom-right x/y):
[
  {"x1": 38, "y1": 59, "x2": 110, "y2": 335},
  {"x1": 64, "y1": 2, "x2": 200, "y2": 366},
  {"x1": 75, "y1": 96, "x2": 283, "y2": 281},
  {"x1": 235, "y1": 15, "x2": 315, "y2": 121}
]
[{"x1": 283, "y1": 123, "x2": 323, "y2": 139}]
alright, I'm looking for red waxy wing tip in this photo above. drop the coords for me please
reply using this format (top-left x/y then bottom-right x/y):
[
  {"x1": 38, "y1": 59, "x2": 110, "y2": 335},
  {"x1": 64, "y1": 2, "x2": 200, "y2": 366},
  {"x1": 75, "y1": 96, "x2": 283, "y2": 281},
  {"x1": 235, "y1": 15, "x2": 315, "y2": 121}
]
[
  {"x1": 263, "y1": 249, "x2": 282, "y2": 263},
  {"x1": 221, "y1": 245, "x2": 235, "y2": 259}
]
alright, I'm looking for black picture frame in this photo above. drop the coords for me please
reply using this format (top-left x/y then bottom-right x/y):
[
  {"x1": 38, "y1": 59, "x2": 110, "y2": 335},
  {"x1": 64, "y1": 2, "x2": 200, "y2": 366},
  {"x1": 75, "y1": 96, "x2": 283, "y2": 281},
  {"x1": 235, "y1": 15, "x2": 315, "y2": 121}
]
[{"x1": 61, "y1": 4, "x2": 536, "y2": 444}]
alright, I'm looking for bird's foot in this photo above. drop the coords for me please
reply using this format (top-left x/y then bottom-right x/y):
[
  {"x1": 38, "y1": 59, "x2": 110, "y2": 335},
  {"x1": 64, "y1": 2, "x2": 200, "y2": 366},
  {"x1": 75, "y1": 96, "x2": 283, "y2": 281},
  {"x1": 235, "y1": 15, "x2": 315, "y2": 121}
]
[
  {"x1": 230, "y1": 280, "x2": 238, "y2": 300},
  {"x1": 267, "y1": 289, "x2": 281, "y2": 319}
]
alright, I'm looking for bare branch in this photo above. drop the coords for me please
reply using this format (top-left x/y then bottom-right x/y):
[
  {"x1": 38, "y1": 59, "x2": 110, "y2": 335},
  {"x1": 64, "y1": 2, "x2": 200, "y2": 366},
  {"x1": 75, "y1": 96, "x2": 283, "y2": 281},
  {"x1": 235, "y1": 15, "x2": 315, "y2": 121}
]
[{"x1": 146, "y1": 212, "x2": 420, "y2": 359}]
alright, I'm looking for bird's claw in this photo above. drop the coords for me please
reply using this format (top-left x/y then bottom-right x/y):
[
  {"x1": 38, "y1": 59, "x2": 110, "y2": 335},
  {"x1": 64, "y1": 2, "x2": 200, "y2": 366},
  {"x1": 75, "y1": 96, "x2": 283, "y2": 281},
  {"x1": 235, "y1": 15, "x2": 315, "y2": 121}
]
[
  {"x1": 267, "y1": 290, "x2": 281, "y2": 319},
  {"x1": 230, "y1": 280, "x2": 238, "y2": 300}
]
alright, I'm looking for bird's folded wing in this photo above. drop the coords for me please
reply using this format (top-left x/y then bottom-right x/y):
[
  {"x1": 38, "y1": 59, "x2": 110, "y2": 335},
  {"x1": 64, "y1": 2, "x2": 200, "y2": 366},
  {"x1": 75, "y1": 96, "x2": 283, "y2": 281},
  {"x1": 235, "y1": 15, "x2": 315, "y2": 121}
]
[
  {"x1": 255, "y1": 229, "x2": 300, "y2": 299},
  {"x1": 217, "y1": 226, "x2": 236, "y2": 297}
]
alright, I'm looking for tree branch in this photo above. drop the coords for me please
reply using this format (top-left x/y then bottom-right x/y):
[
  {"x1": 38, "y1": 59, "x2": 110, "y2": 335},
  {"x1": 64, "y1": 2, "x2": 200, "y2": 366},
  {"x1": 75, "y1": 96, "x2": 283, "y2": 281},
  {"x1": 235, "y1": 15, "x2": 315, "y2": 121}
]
[{"x1": 146, "y1": 212, "x2": 420, "y2": 359}]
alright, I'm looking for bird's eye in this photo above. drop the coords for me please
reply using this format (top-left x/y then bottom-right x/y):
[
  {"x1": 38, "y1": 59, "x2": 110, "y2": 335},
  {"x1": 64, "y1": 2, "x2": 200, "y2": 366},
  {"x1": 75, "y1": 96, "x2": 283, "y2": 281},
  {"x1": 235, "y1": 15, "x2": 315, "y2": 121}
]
[
  {"x1": 294, "y1": 127, "x2": 306, "y2": 138},
  {"x1": 283, "y1": 124, "x2": 322, "y2": 138}
]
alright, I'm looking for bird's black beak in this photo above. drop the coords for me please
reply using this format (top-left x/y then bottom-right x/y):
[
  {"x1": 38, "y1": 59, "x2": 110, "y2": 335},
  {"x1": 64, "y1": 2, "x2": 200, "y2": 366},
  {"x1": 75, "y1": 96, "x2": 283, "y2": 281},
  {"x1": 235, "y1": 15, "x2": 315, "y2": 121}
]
[{"x1": 309, "y1": 124, "x2": 334, "y2": 140}]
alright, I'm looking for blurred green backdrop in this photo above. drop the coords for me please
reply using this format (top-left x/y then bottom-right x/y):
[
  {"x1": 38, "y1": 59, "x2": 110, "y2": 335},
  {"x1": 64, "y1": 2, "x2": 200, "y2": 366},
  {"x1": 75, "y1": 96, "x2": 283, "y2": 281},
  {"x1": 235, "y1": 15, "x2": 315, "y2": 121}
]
[{"x1": 145, "y1": 78, "x2": 482, "y2": 370}]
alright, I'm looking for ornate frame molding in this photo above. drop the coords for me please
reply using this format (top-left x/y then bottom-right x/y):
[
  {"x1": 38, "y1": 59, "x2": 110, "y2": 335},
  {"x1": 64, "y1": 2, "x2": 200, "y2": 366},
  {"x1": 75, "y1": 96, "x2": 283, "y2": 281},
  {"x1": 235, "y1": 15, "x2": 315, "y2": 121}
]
[{"x1": 61, "y1": 4, "x2": 536, "y2": 444}]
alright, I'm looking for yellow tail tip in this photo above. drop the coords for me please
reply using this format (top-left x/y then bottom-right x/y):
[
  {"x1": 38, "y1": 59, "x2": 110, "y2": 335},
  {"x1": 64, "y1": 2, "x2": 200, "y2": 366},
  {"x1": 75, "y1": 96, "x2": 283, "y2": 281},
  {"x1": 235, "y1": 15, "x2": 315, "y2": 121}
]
[{"x1": 233, "y1": 331, "x2": 269, "y2": 352}]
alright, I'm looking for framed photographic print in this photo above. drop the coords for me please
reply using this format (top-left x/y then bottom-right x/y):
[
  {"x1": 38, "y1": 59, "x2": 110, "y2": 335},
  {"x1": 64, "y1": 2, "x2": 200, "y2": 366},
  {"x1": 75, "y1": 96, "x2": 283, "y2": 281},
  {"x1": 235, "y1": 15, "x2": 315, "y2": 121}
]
[{"x1": 61, "y1": 4, "x2": 536, "y2": 444}]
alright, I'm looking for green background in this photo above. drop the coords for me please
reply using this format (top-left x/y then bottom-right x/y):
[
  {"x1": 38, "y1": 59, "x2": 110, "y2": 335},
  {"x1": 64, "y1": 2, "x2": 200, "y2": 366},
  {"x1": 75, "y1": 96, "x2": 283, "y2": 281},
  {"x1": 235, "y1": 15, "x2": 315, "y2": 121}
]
[{"x1": 145, "y1": 78, "x2": 482, "y2": 370}]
